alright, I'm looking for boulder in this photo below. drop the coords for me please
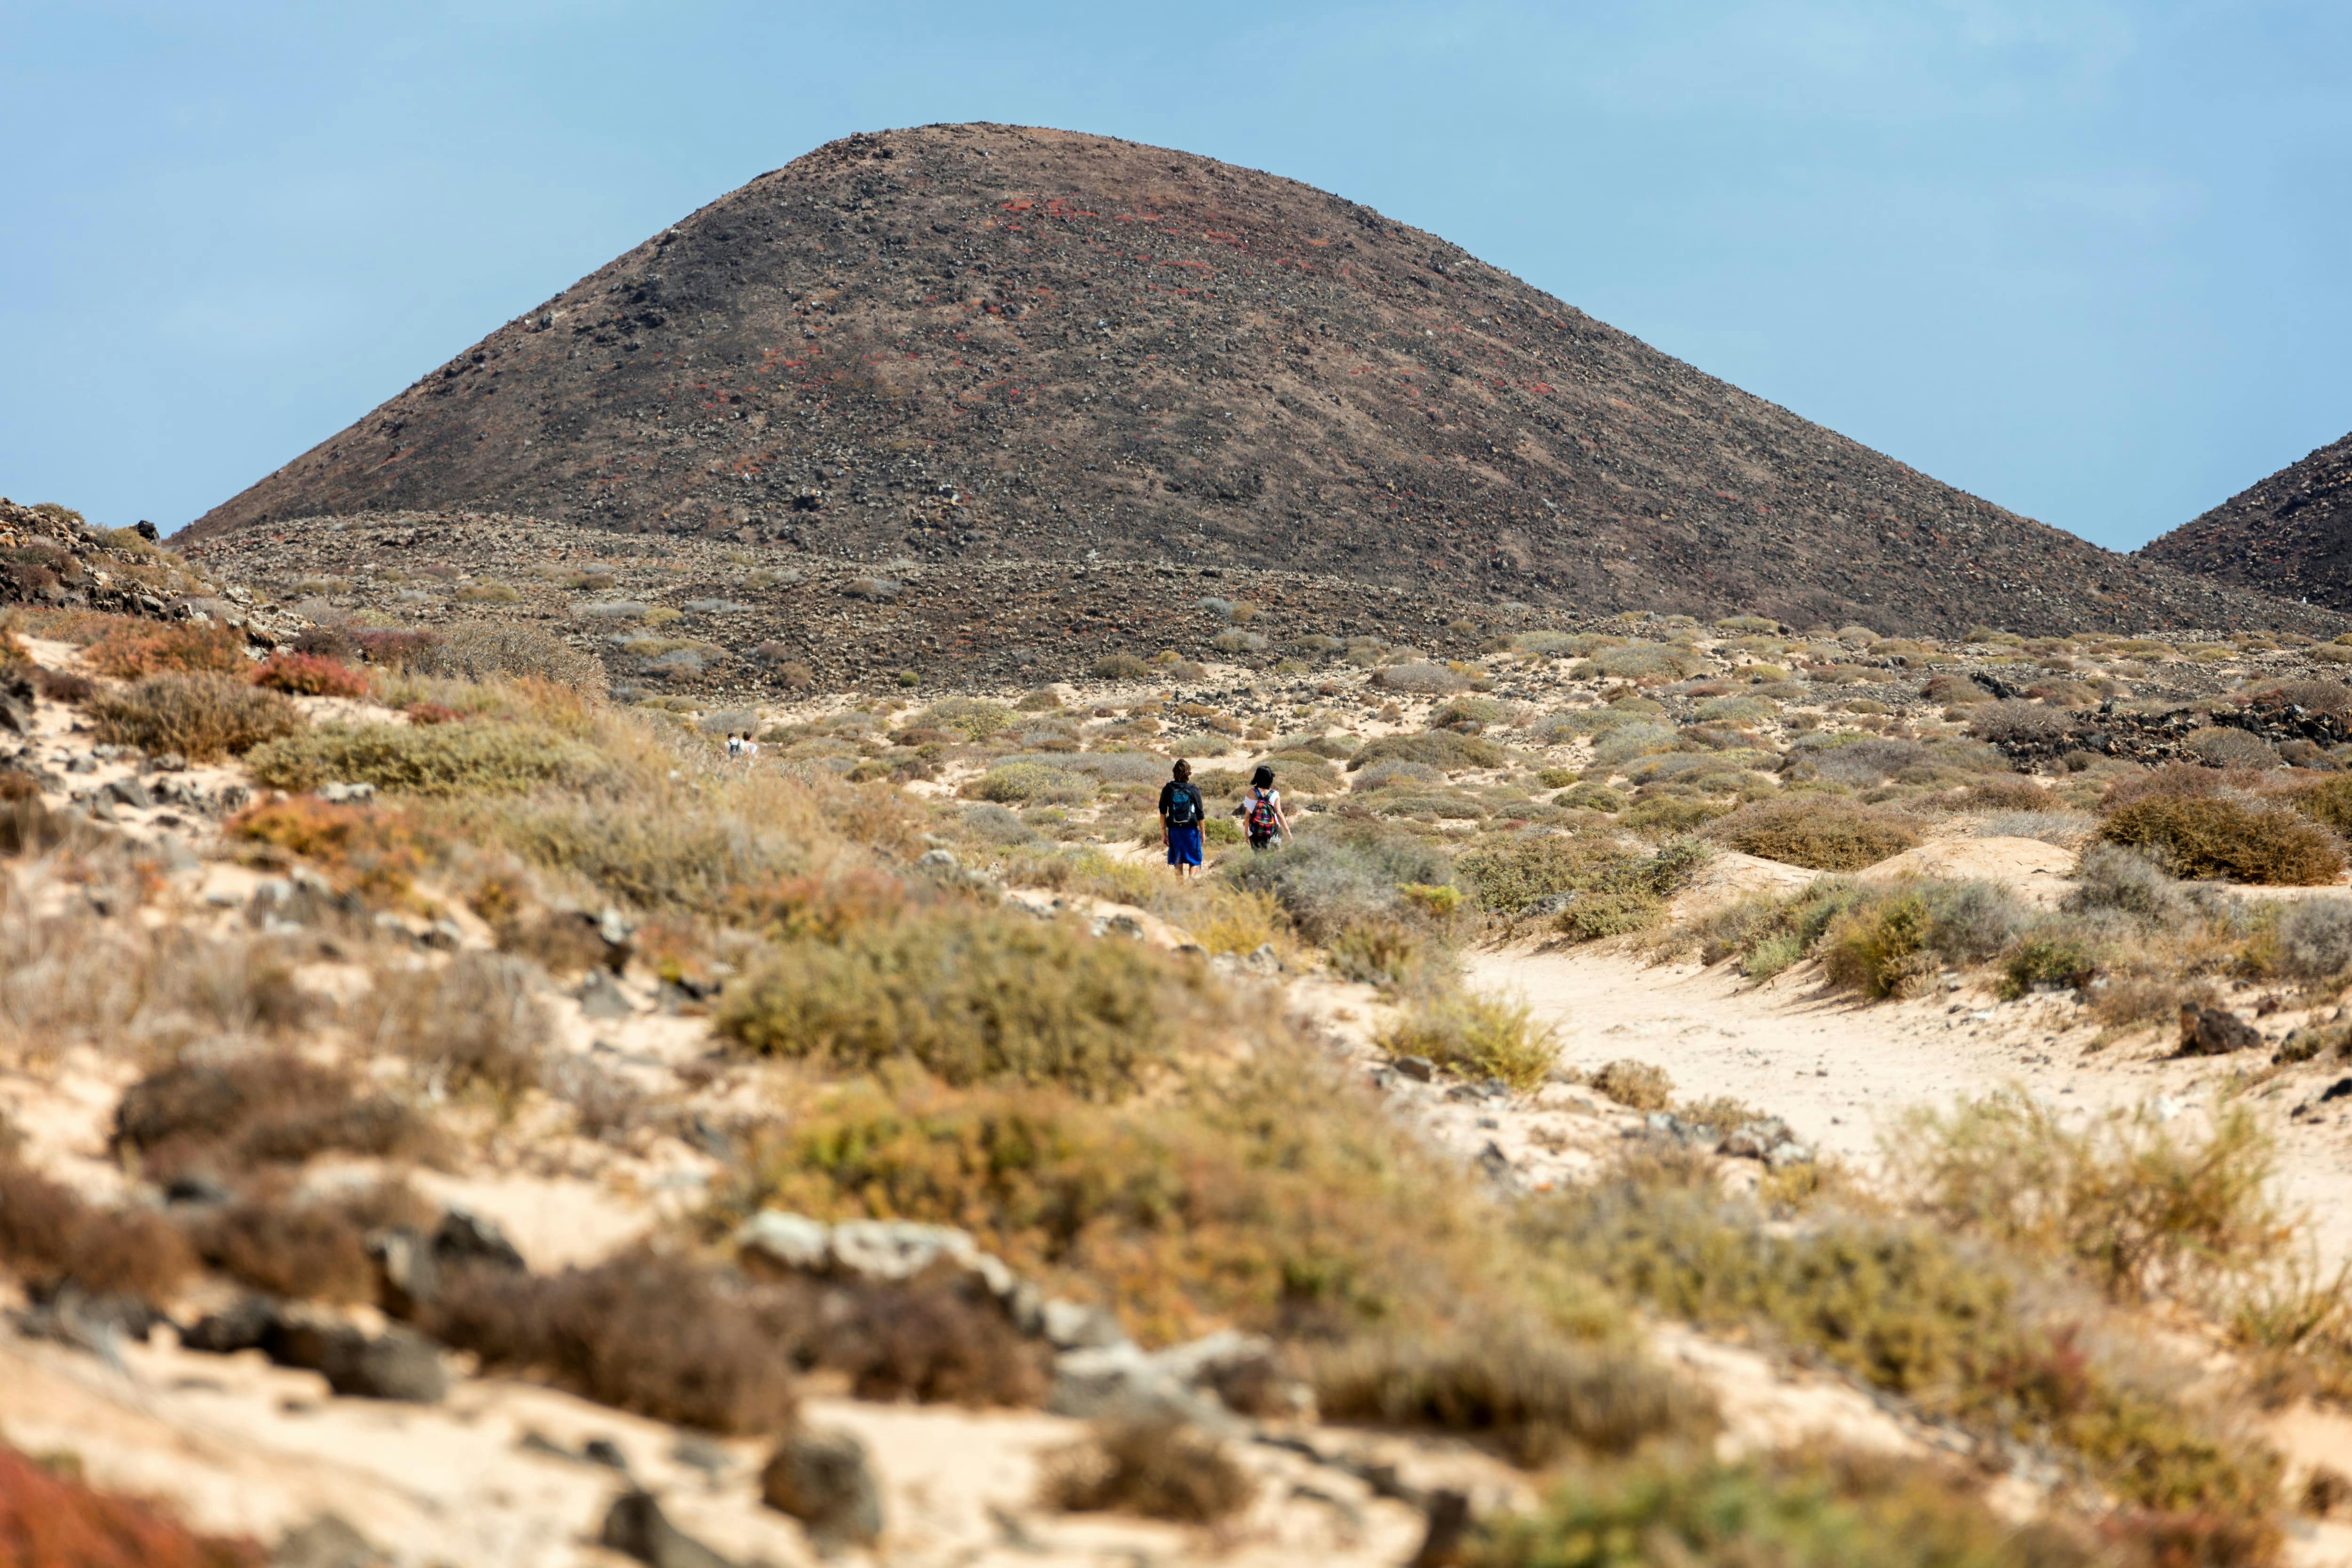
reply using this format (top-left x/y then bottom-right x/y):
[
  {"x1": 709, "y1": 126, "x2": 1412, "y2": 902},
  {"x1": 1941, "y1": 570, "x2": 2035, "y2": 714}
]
[
  {"x1": 761, "y1": 1430, "x2": 884, "y2": 1555},
  {"x1": 598, "y1": 1491, "x2": 741, "y2": 1568},
  {"x1": 2180, "y1": 1005, "x2": 2263, "y2": 1056}
]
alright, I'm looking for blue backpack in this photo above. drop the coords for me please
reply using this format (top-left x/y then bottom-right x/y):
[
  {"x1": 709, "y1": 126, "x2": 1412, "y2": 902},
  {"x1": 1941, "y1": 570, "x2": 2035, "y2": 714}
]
[{"x1": 1166, "y1": 783, "x2": 1203, "y2": 827}]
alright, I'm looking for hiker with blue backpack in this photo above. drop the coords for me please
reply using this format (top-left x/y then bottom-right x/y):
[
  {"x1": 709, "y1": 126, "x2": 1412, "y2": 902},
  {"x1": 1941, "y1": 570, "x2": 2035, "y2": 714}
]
[{"x1": 1159, "y1": 760, "x2": 1207, "y2": 879}]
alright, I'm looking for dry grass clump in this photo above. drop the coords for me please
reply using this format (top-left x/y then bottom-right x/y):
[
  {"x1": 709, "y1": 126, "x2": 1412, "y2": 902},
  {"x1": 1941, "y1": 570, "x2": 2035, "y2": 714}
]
[
  {"x1": 1219, "y1": 823, "x2": 1455, "y2": 944},
  {"x1": 85, "y1": 621, "x2": 247, "y2": 679},
  {"x1": 913, "y1": 697, "x2": 1015, "y2": 740},
  {"x1": 1380, "y1": 990, "x2": 1557, "y2": 1090},
  {"x1": 1588, "y1": 642, "x2": 1709, "y2": 682},
  {"x1": 0, "y1": 1159, "x2": 195, "y2": 1299},
  {"x1": 89, "y1": 674, "x2": 301, "y2": 760},
  {"x1": 1463, "y1": 1452, "x2": 2109, "y2": 1568},
  {"x1": 1889, "y1": 1091, "x2": 2291, "y2": 1301},
  {"x1": 1350, "y1": 730, "x2": 1507, "y2": 774},
  {"x1": 421, "y1": 1246, "x2": 801, "y2": 1433},
  {"x1": 2100, "y1": 797, "x2": 2343, "y2": 885},
  {"x1": 246, "y1": 721, "x2": 599, "y2": 796},
  {"x1": 112, "y1": 1055, "x2": 444, "y2": 1180},
  {"x1": 1965, "y1": 699, "x2": 2079, "y2": 745},
  {"x1": 717, "y1": 1053, "x2": 1605, "y2": 1350},
  {"x1": 249, "y1": 650, "x2": 369, "y2": 697},
  {"x1": 966, "y1": 761, "x2": 1095, "y2": 805},
  {"x1": 1314, "y1": 1317, "x2": 1711, "y2": 1465},
  {"x1": 482, "y1": 780, "x2": 816, "y2": 915},
  {"x1": 715, "y1": 910, "x2": 1212, "y2": 1099},
  {"x1": 1531, "y1": 1167, "x2": 2280, "y2": 1518},
  {"x1": 1092, "y1": 653, "x2": 1152, "y2": 680},
  {"x1": 1043, "y1": 1419, "x2": 1258, "y2": 1523},
  {"x1": 397, "y1": 622, "x2": 604, "y2": 688},
  {"x1": 187, "y1": 1198, "x2": 378, "y2": 1304},
  {"x1": 1590, "y1": 1060, "x2": 1674, "y2": 1111},
  {"x1": 1456, "y1": 835, "x2": 1708, "y2": 942},
  {"x1": 356, "y1": 952, "x2": 551, "y2": 1101},
  {"x1": 228, "y1": 796, "x2": 429, "y2": 903},
  {"x1": 1703, "y1": 796, "x2": 1920, "y2": 871},
  {"x1": 1817, "y1": 879, "x2": 2027, "y2": 999},
  {"x1": 0, "y1": 1443, "x2": 262, "y2": 1568}
]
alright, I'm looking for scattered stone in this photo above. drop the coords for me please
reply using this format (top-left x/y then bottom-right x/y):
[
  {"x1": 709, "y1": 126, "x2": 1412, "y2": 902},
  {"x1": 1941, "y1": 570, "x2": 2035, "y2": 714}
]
[
  {"x1": 1392, "y1": 1054, "x2": 1436, "y2": 1083},
  {"x1": 272, "y1": 1514, "x2": 389, "y2": 1568},
  {"x1": 183, "y1": 1299, "x2": 446, "y2": 1402},
  {"x1": 598, "y1": 1490, "x2": 742, "y2": 1568},
  {"x1": 2179, "y1": 1005, "x2": 2262, "y2": 1056},
  {"x1": 318, "y1": 781, "x2": 376, "y2": 804},
  {"x1": 762, "y1": 1431, "x2": 884, "y2": 1555},
  {"x1": 577, "y1": 967, "x2": 636, "y2": 1020},
  {"x1": 101, "y1": 776, "x2": 151, "y2": 809}
]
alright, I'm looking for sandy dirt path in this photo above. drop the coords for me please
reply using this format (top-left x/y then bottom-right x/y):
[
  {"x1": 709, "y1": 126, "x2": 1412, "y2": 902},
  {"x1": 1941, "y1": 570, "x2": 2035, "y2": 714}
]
[{"x1": 1466, "y1": 943, "x2": 2352, "y2": 1266}]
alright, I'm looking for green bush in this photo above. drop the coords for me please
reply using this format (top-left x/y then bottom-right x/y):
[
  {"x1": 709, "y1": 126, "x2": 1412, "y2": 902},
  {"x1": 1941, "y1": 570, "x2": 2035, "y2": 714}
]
[
  {"x1": 90, "y1": 673, "x2": 302, "y2": 761},
  {"x1": 966, "y1": 761, "x2": 1095, "y2": 805},
  {"x1": 247, "y1": 721, "x2": 598, "y2": 796},
  {"x1": 716, "y1": 911, "x2": 1213, "y2": 1098},
  {"x1": 1092, "y1": 653, "x2": 1152, "y2": 680},
  {"x1": 1380, "y1": 990, "x2": 1557, "y2": 1089},
  {"x1": 1999, "y1": 932, "x2": 2097, "y2": 998},
  {"x1": 2102, "y1": 796, "x2": 2344, "y2": 885},
  {"x1": 1817, "y1": 880, "x2": 2026, "y2": 999},
  {"x1": 1590, "y1": 1060, "x2": 1672, "y2": 1111},
  {"x1": 1704, "y1": 796, "x2": 1921, "y2": 871},
  {"x1": 1466, "y1": 1455, "x2": 2101, "y2": 1568},
  {"x1": 1350, "y1": 731, "x2": 1506, "y2": 774},
  {"x1": 1458, "y1": 836, "x2": 1706, "y2": 920},
  {"x1": 914, "y1": 697, "x2": 1016, "y2": 741},
  {"x1": 1621, "y1": 794, "x2": 1732, "y2": 837}
]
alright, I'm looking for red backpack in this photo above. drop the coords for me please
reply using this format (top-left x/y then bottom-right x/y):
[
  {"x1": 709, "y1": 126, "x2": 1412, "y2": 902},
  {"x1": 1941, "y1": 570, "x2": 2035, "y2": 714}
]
[{"x1": 1246, "y1": 788, "x2": 1279, "y2": 834}]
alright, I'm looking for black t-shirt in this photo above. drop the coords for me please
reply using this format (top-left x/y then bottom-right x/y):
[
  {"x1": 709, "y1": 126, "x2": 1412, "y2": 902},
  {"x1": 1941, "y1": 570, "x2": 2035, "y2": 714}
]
[{"x1": 1160, "y1": 780, "x2": 1200, "y2": 824}]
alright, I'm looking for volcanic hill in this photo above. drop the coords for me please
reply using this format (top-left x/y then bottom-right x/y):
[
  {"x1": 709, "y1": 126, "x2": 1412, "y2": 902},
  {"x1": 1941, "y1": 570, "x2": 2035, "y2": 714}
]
[
  {"x1": 2139, "y1": 428, "x2": 2352, "y2": 610},
  {"x1": 188, "y1": 123, "x2": 2326, "y2": 637}
]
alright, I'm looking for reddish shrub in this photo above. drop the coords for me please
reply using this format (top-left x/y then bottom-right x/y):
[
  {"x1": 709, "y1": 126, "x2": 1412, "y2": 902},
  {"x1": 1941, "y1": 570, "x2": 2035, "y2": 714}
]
[
  {"x1": 112, "y1": 1054, "x2": 442, "y2": 1178},
  {"x1": 251, "y1": 652, "x2": 368, "y2": 698},
  {"x1": 349, "y1": 629, "x2": 437, "y2": 667},
  {"x1": 32, "y1": 667, "x2": 94, "y2": 703},
  {"x1": 0, "y1": 1444, "x2": 260, "y2": 1567},
  {"x1": 85, "y1": 622, "x2": 246, "y2": 679},
  {"x1": 2098, "y1": 763, "x2": 2231, "y2": 812},
  {"x1": 226, "y1": 797, "x2": 427, "y2": 901},
  {"x1": 0, "y1": 1162, "x2": 195, "y2": 1299},
  {"x1": 190, "y1": 1201, "x2": 376, "y2": 1304},
  {"x1": 420, "y1": 1247, "x2": 800, "y2": 1433},
  {"x1": 404, "y1": 701, "x2": 462, "y2": 726}
]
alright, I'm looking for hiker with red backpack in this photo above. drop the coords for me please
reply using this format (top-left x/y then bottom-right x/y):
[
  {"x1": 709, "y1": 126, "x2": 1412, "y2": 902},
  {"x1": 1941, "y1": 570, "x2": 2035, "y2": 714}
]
[
  {"x1": 1242, "y1": 764, "x2": 1291, "y2": 851},
  {"x1": 1159, "y1": 759, "x2": 1207, "y2": 879}
]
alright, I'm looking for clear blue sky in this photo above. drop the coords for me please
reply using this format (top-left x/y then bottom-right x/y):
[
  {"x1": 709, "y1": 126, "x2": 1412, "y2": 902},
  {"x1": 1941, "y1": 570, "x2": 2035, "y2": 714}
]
[{"x1": 5, "y1": 1, "x2": 2347, "y2": 551}]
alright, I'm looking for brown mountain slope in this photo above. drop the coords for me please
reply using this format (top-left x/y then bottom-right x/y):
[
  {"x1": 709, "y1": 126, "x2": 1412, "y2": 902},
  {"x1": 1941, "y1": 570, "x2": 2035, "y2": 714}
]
[
  {"x1": 186, "y1": 123, "x2": 2328, "y2": 636},
  {"x1": 2139, "y1": 429, "x2": 2352, "y2": 609}
]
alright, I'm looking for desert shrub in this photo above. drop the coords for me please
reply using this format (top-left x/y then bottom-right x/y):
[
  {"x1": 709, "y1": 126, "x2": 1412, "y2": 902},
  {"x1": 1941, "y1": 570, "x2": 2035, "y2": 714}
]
[
  {"x1": 1350, "y1": 731, "x2": 1506, "y2": 774},
  {"x1": 1194, "y1": 886, "x2": 1281, "y2": 957},
  {"x1": 2101, "y1": 796, "x2": 2344, "y2": 885},
  {"x1": 246, "y1": 721, "x2": 598, "y2": 796},
  {"x1": 1044, "y1": 1419, "x2": 1257, "y2": 1523},
  {"x1": 0, "y1": 1159, "x2": 196, "y2": 1299},
  {"x1": 485, "y1": 787, "x2": 811, "y2": 916},
  {"x1": 1890, "y1": 1091, "x2": 2288, "y2": 1301},
  {"x1": 1998, "y1": 931, "x2": 2098, "y2": 998},
  {"x1": 1590, "y1": 642, "x2": 1708, "y2": 682},
  {"x1": 1092, "y1": 653, "x2": 1152, "y2": 680},
  {"x1": 1588, "y1": 721, "x2": 1682, "y2": 769},
  {"x1": 1557, "y1": 782, "x2": 1623, "y2": 812},
  {"x1": 453, "y1": 581, "x2": 520, "y2": 604},
  {"x1": 85, "y1": 621, "x2": 246, "y2": 679},
  {"x1": 2099, "y1": 762, "x2": 2228, "y2": 811},
  {"x1": 422, "y1": 1246, "x2": 799, "y2": 1432},
  {"x1": 0, "y1": 1443, "x2": 262, "y2": 1568},
  {"x1": 716, "y1": 910, "x2": 1209, "y2": 1098},
  {"x1": 1795, "y1": 735, "x2": 1926, "y2": 787},
  {"x1": 32, "y1": 666, "x2": 94, "y2": 704},
  {"x1": 2295, "y1": 774, "x2": 2352, "y2": 834},
  {"x1": 190, "y1": 1200, "x2": 375, "y2": 1304},
  {"x1": 228, "y1": 796, "x2": 429, "y2": 902},
  {"x1": 966, "y1": 761, "x2": 1094, "y2": 805},
  {"x1": 2187, "y1": 727, "x2": 2279, "y2": 769},
  {"x1": 1620, "y1": 794, "x2": 1732, "y2": 837},
  {"x1": 1374, "y1": 661, "x2": 1472, "y2": 694},
  {"x1": 1381, "y1": 991, "x2": 1557, "y2": 1090},
  {"x1": 1693, "y1": 695, "x2": 1775, "y2": 724},
  {"x1": 2271, "y1": 898, "x2": 2352, "y2": 981},
  {"x1": 2065, "y1": 843, "x2": 2186, "y2": 923},
  {"x1": 357, "y1": 952, "x2": 550, "y2": 1101},
  {"x1": 1965, "y1": 700, "x2": 2078, "y2": 745},
  {"x1": 249, "y1": 651, "x2": 368, "y2": 698},
  {"x1": 1591, "y1": 1060, "x2": 1673, "y2": 1111},
  {"x1": 1704, "y1": 797, "x2": 1920, "y2": 871},
  {"x1": 1464, "y1": 1453, "x2": 2101, "y2": 1568},
  {"x1": 112, "y1": 1055, "x2": 440, "y2": 1177},
  {"x1": 1533, "y1": 1172, "x2": 2280, "y2": 1516},
  {"x1": 1818, "y1": 879, "x2": 2026, "y2": 999},
  {"x1": 1314, "y1": 1319, "x2": 1709, "y2": 1466},
  {"x1": 792, "y1": 1274, "x2": 1049, "y2": 1406},
  {"x1": 914, "y1": 697, "x2": 1015, "y2": 741},
  {"x1": 89, "y1": 674, "x2": 301, "y2": 760},
  {"x1": 1970, "y1": 808, "x2": 2098, "y2": 847},
  {"x1": 1329, "y1": 920, "x2": 1427, "y2": 987},
  {"x1": 400, "y1": 622, "x2": 604, "y2": 688},
  {"x1": 718, "y1": 1056, "x2": 1584, "y2": 1349},
  {"x1": 1220, "y1": 826, "x2": 1454, "y2": 943}
]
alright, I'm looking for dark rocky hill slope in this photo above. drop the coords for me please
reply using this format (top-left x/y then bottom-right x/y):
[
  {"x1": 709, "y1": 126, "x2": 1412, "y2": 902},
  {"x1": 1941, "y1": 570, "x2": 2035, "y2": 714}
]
[
  {"x1": 2139, "y1": 430, "x2": 2352, "y2": 610},
  {"x1": 187, "y1": 123, "x2": 2329, "y2": 637}
]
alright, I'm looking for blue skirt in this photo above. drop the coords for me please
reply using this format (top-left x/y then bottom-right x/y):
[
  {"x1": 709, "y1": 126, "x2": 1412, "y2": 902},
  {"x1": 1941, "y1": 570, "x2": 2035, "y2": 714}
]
[{"x1": 1166, "y1": 824, "x2": 1204, "y2": 866}]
